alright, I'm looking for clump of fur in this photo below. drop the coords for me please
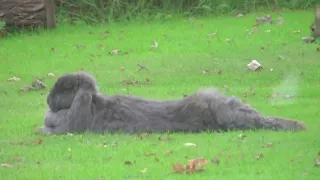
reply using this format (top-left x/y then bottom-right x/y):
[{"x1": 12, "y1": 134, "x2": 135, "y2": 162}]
[{"x1": 38, "y1": 72, "x2": 306, "y2": 135}]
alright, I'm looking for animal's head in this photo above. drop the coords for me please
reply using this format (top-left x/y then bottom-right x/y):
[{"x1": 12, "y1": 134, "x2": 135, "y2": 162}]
[{"x1": 47, "y1": 71, "x2": 98, "y2": 112}]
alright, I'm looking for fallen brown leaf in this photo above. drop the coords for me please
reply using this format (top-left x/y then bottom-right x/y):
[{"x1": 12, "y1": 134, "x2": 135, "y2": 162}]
[
  {"x1": 47, "y1": 73, "x2": 55, "y2": 78},
  {"x1": 172, "y1": 163, "x2": 186, "y2": 173},
  {"x1": 302, "y1": 37, "x2": 315, "y2": 43},
  {"x1": 150, "y1": 41, "x2": 158, "y2": 50},
  {"x1": 0, "y1": 162, "x2": 13, "y2": 168},
  {"x1": 165, "y1": 150, "x2": 173, "y2": 156},
  {"x1": 7, "y1": 76, "x2": 20, "y2": 82},
  {"x1": 292, "y1": 30, "x2": 301, "y2": 34},
  {"x1": 268, "y1": 93, "x2": 280, "y2": 99},
  {"x1": 124, "y1": 161, "x2": 134, "y2": 166},
  {"x1": 32, "y1": 139, "x2": 43, "y2": 145},
  {"x1": 171, "y1": 157, "x2": 208, "y2": 174},
  {"x1": 186, "y1": 157, "x2": 208, "y2": 173},
  {"x1": 211, "y1": 157, "x2": 220, "y2": 165},
  {"x1": 109, "y1": 49, "x2": 120, "y2": 55},
  {"x1": 76, "y1": 44, "x2": 86, "y2": 49},
  {"x1": 158, "y1": 135, "x2": 171, "y2": 142},
  {"x1": 14, "y1": 156, "x2": 21, "y2": 163},
  {"x1": 184, "y1": 142, "x2": 197, "y2": 147},
  {"x1": 263, "y1": 142, "x2": 273, "y2": 148},
  {"x1": 144, "y1": 152, "x2": 156, "y2": 156},
  {"x1": 238, "y1": 133, "x2": 247, "y2": 140},
  {"x1": 255, "y1": 153, "x2": 264, "y2": 160},
  {"x1": 140, "y1": 168, "x2": 148, "y2": 174},
  {"x1": 137, "y1": 64, "x2": 149, "y2": 72}
]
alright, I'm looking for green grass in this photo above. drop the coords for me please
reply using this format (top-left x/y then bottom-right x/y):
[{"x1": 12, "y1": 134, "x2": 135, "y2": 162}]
[{"x1": 0, "y1": 10, "x2": 320, "y2": 179}]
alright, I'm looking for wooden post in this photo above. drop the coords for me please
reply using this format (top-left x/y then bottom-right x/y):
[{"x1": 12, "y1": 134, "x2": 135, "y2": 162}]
[{"x1": 44, "y1": 0, "x2": 56, "y2": 28}]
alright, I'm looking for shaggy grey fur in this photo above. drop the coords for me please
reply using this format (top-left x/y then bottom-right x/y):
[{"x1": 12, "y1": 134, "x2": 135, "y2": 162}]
[{"x1": 38, "y1": 72, "x2": 306, "y2": 135}]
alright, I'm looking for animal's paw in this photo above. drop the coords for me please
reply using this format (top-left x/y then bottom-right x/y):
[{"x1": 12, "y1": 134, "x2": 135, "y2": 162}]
[{"x1": 38, "y1": 126, "x2": 53, "y2": 135}]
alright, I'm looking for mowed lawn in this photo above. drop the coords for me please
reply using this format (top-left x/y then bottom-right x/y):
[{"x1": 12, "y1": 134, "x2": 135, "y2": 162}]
[{"x1": 0, "y1": 10, "x2": 319, "y2": 179}]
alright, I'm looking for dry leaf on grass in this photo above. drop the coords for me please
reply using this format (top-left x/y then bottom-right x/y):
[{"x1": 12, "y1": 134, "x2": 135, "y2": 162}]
[
  {"x1": 238, "y1": 133, "x2": 247, "y2": 140},
  {"x1": 0, "y1": 162, "x2": 13, "y2": 168},
  {"x1": 255, "y1": 153, "x2": 264, "y2": 160},
  {"x1": 256, "y1": 15, "x2": 273, "y2": 24},
  {"x1": 302, "y1": 37, "x2": 315, "y2": 43},
  {"x1": 32, "y1": 139, "x2": 43, "y2": 145},
  {"x1": 20, "y1": 79, "x2": 47, "y2": 92},
  {"x1": 277, "y1": 17, "x2": 285, "y2": 25},
  {"x1": 140, "y1": 168, "x2": 148, "y2": 174},
  {"x1": 137, "y1": 64, "x2": 149, "y2": 72},
  {"x1": 76, "y1": 44, "x2": 86, "y2": 49},
  {"x1": 165, "y1": 150, "x2": 173, "y2": 156},
  {"x1": 150, "y1": 41, "x2": 158, "y2": 50},
  {"x1": 292, "y1": 30, "x2": 301, "y2": 34},
  {"x1": 171, "y1": 157, "x2": 208, "y2": 174},
  {"x1": 158, "y1": 135, "x2": 171, "y2": 142},
  {"x1": 247, "y1": 60, "x2": 262, "y2": 71},
  {"x1": 144, "y1": 152, "x2": 156, "y2": 156},
  {"x1": 211, "y1": 157, "x2": 220, "y2": 165},
  {"x1": 186, "y1": 157, "x2": 208, "y2": 173},
  {"x1": 14, "y1": 157, "x2": 21, "y2": 163},
  {"x1": 172, "y1": 163, "x2": 185, "y2": 173},
  {"x1": 124, "y1": 161, "x2": 134, "y2": 166},
  {"x1": 7, "y1": 77, "x2": 20, "y2": 82},
  {"x1": 109, "y1": 49, "x2": 120, "y2": 55},
  {"x1": 262, "y1": 142, "x2": 273, "y2": 148},
  {"x1": 237, "y1": 13, "x2": 244, "y2": 18},
  {"x1": 47, "y1": 73, "x2": 55, "y2": 78},
  {"x1": 208, "y1": 32, "x2": 217, "y2": 37},
  {"x1": 184, "y1": 142, "x2": 197, "y2": 147}
]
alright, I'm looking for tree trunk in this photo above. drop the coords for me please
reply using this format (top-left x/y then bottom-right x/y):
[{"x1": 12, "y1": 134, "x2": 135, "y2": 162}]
[
  {"x1": 314, "y1": 5, "x2": 320, "y2": 38},
  {"x1": 0, "y1": 0, "x2": 56, "y2": 29}
]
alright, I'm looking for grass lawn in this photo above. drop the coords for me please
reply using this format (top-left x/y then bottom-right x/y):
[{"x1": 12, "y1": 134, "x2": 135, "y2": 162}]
[{"x1": 0, "y1": 10, "x2": 320, "y2": 179}]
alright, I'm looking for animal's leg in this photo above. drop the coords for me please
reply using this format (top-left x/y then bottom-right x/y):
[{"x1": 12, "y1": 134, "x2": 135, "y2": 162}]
[
  {"x1": 218, "y1": 109, "x2": 306, "y2": 131},
  {"x1": 253, "y1": 116, "x2": 306, "y2": 131},
  {"x1": 38, "y1": 126, "x2": 54, "y2": 135}
]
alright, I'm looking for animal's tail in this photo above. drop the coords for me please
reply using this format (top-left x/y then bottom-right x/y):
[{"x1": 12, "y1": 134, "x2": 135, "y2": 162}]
[{"x1": 217, "y1": 110, "x2": 307, "y2": 132}]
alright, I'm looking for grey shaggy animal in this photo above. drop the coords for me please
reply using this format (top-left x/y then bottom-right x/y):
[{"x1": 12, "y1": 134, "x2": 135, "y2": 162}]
[{"x1": 38, "y1": 72, "x2": 306, "y2": 135}]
